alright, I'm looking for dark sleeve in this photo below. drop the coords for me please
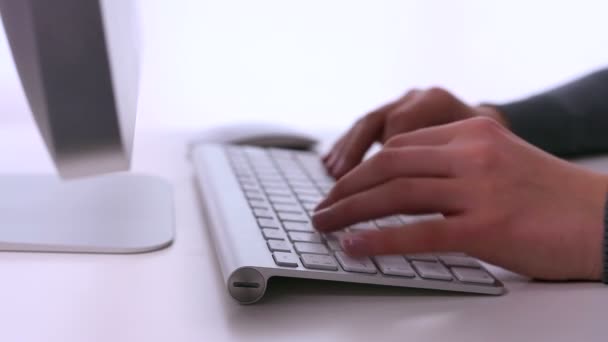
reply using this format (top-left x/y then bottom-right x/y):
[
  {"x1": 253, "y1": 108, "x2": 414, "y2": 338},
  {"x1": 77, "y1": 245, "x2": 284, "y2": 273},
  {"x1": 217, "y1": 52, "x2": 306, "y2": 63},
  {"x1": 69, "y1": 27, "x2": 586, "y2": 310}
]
[{"x1": 494, "y1": 68, "x2": 608, "y2": 157}]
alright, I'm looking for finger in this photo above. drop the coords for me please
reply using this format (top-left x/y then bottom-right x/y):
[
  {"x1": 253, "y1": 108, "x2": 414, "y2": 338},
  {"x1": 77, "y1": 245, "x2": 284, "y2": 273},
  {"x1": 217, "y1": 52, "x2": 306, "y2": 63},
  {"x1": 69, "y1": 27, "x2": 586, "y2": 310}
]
[
  {"x1": 384, "y1": 120, "x2": 466, "y2": 148},
  {"x1": 316, "y1": 146, "x2": 453, "y2": 210},
  {"x1": 340, "y1": 218, "x2": 470, "y2": 256},
  {"x1": 380, "y1": 91, "x2": 427, "y2": 142},
  {"x1": 312, "y1": 177, "x2": 464, "y2": 232},
  {"x1": 325, "y1": 135, "x2": 346, "y2": 170},
  {"x1": 332, "y1": 98, "x2": 405, "y2": 178},
  {"x1": 381, "y1": 87, "x2": 471, "y2": 143},
  {"x1": 332, "y1": 126, "x2": 376, "y2": 178}
]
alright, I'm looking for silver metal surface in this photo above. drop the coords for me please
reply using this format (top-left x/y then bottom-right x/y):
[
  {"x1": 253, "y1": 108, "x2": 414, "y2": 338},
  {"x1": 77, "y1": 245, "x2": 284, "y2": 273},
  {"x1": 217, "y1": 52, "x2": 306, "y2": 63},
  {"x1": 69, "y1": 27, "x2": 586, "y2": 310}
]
[
  {"x1": 228, "y1": 268, "x2": 267, "y2": 304},
  {"x1": 0, "y1": 174, "x2": 174, "y2": 253},
  {"x1": 0, "y1": 0, "x2": 139, "y2": 178}
]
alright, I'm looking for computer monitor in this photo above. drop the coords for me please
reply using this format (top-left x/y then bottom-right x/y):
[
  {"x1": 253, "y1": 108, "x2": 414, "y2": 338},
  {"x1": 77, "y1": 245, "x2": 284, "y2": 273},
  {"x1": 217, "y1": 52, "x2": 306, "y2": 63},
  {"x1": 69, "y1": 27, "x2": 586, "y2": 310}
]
[
  {"x1": 0, "y1": 0, "x2": 174, "y2": 253},
  {"x1": 0, "y1": 0, "x2": 139, "y2": 178}
]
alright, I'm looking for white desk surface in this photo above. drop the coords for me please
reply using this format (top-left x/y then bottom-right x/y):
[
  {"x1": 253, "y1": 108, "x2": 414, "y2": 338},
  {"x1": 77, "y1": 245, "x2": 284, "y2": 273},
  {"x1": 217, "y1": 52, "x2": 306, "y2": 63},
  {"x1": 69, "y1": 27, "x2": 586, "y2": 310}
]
[{"x1": 2, "y1": 1, "x2": 608, "y2": 340}]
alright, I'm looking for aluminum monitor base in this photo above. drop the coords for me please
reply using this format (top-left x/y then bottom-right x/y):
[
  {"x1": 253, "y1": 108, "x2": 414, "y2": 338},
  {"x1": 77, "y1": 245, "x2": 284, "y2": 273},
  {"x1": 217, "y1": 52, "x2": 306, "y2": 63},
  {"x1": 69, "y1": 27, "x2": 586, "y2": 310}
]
[{"x1": 0, "y1": 174, "x2": 174, "y2": 253}]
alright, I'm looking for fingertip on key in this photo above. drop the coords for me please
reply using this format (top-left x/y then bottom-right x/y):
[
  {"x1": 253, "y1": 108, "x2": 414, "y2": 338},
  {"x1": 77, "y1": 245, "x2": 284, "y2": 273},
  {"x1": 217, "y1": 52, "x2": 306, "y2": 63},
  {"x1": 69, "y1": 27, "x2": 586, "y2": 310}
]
[
  {"x1": 341, "y1": 234, "x2": 371, "y2": 256},
  {"x1": 311, "y1": 207, "x2": 331, "y2": 231}
]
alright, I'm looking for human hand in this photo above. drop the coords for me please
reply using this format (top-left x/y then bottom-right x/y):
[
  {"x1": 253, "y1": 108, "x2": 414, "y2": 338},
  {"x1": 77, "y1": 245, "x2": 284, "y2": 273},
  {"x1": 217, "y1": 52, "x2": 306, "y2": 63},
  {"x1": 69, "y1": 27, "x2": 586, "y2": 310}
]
[
  {"x1": 313, "y1": 117, "x2": 607, "y2": 281},
  {"x1": 323, "y1": 87, "x2": 507, "y2": 178}
]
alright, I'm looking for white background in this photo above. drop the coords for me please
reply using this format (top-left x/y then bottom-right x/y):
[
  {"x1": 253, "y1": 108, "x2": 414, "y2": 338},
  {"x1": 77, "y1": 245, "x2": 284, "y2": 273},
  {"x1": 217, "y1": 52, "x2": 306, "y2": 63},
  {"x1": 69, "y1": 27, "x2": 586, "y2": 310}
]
[{"x1": 1, "y1": 0, "x2": 608, "y2": 132}]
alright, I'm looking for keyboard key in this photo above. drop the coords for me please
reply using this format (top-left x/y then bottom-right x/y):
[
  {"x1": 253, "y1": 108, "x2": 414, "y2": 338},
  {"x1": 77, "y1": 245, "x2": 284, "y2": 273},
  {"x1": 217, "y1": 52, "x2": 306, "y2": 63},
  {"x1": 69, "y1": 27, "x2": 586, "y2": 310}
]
[
  {"x1": 263, "y1": 182, "x2": 291, "y2": 191},
  {"x1": 451, "y1": 267, "x2": 495, "y2": 284},
  {"x1": 273, "y1": 252, "x2": 299, "y2": 267},
  {"x1": 253, "y1": 208, "x2": 274, "y2": 218},
  {"x1": 406, "y1": 254, "x2": 436, "y2": 261},
  {"x1": 283, "y1": 221, "x2": 314, "y2": 232},
  {"x1": 412, "y1": 261, "x2": 453, "y2": 281},
  {"x1": 294, "y1": 242, "x2": 329, "y2": 255},
  {"x1": 335, "y1": 252, "x2": 377, "y2": 274},
  {"x1": 439, "y1": 255, "x2": 481, "y2": 268},
  {"x1": 244, "y1": 190, "x2": 264, "y2": 200},
  {"x1": 374, "y1": 256, "x2": 415, "y2": 277},
  {"x1": 273, "y1": 203, "x2": 302, "y2": 213},
  {"x1": 261, "y1": 180, "x2": 288, "y2": 188},
  {"x1": 284, "y1": 173, "x2": 310, "y2": 181},
  {"x1": 269, "y1": 149, "x2": 293, "y2": 159},
  {"x1": 278, "y1": 212, "x2": 309, "y2": 223},
  {"x1": 268, "y1": 195, "x2": 298, "y2": 205},
  {"x1": 241, "y1": 183, "x2": 260, "y2": 192},
  {"x1": 302, "y1": 202, "x2": 317, "y2": 211},
  {"x1": 298, "y1": 194, "x2": 323, "y2": 203},
  {"x1": 323, "y1": 231, "x2": 348, "y2": 247},
  {"x1": 248, "y1": 198, "x2": 270, "y2": 209},
  {"x1": 257, "y1": 218, "x2": 281, "y2": 229},
  {"x1": 236, "y1": 172, "x2": 255, "y2": 181},
  {"x1": 289, "y1": 180, "x2": 316, "y2": 188},
  {"x1": 257, "y1": 175, "x2": 284, "y2": 183},
  {"x1": 300, "y1": 254, "x2": 339, "y2": 271},
  {"x1": 262, "y1": 228, "x2": 285, "y2": 240},
  {"x1": 325, "y1": 239, "x2": 342, "y2": 251},
  {"x1": 265, "y1": 188, "x2": 292, "y2": 197},
  {"x1": 267, "y1": 240, "x2": 291, "y2": 252},
  {"x1": 288, "y1": 231, "x2": 322, "y2": 243},
  {"x1": 293, "y1": 188, "x2": 321, "y2": 196}
]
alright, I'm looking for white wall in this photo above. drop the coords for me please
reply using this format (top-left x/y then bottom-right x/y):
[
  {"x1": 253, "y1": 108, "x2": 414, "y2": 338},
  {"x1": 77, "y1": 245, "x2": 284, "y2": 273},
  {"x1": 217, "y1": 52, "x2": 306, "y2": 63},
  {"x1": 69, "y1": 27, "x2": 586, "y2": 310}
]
[{"x1": 2, "y1": 0, "x2": 608, "y2": 130}]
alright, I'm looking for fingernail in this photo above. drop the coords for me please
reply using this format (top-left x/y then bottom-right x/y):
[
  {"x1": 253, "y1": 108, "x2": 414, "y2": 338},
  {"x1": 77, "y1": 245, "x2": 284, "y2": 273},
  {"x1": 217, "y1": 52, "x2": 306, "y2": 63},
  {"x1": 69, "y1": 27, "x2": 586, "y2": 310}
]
[
  {"x1": 311, "y1": 207, "x2": 331, "y2": 231},
  {"x1": 341, "y1": 235, "x2": 370, "y2": 256}
]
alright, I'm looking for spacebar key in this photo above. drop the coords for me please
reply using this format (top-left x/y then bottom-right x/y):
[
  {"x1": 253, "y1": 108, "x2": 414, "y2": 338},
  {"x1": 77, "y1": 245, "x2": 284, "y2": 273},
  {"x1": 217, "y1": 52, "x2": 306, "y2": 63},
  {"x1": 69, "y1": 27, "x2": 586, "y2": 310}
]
[{"x1": 300, "y1": 254, "x2": 339, "y2": 271}]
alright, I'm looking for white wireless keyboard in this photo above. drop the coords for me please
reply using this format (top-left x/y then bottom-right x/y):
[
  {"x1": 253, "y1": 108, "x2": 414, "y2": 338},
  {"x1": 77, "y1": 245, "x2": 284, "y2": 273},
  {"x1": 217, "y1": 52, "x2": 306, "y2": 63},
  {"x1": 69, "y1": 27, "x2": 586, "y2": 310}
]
[{"x1": 191, "y1": 144, "x2": 505, "y2": 304}]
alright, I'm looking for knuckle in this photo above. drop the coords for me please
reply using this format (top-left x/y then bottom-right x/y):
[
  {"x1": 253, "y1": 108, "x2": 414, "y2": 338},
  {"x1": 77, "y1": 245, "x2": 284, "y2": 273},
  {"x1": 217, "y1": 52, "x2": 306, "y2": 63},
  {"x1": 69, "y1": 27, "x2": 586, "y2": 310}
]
[
  {"x1": 385, "y1": 109, "x2": 402, "y2": 124},
  {"x1": 466, "y1": 116, "x2": 504, "y2": 134},
  {"x1": 402, "y1": 88, "x2": 420, "y2": 98},
  {"x1": 425, "y1": 86, "x2": 451, "y2": 100}
]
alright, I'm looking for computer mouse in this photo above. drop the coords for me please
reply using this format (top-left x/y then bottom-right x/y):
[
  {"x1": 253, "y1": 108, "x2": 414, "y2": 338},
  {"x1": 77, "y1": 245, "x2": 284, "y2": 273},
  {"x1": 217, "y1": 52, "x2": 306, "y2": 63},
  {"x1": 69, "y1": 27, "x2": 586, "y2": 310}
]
[{"x1": 189, "y1": 122, "x2": 319, "y2": 151}]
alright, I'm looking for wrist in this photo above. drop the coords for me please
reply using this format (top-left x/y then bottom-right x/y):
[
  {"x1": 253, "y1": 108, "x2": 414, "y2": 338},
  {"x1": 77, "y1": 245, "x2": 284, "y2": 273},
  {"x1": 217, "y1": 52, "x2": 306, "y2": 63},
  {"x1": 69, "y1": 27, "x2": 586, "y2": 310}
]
[{"x1": 474, "y1": 105, "x2": 510, "y2": 129}]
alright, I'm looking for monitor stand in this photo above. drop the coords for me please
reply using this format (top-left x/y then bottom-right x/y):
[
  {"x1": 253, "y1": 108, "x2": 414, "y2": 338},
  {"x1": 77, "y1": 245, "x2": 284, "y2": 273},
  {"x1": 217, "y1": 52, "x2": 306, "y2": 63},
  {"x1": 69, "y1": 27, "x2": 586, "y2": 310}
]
[{"x1": 0, "y1": 173, "x2": 174, "y2": 253}]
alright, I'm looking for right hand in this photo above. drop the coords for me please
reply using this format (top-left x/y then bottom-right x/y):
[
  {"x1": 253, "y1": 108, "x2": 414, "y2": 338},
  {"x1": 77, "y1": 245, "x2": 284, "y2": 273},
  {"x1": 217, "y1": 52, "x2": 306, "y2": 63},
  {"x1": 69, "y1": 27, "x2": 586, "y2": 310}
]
[
  {"x1": 315, "y1": 117, "x2": 607, "y2": 281},
  {"x1": 323, "y1": 87, "x2": 507, "y2": 178}
]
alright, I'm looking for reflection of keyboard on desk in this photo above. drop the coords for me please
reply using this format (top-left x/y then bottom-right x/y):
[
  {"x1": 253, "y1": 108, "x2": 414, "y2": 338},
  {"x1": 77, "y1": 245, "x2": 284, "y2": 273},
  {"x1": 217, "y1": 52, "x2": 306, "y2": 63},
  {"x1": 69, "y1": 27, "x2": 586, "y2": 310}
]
[{"x1": 192, "y1": 144, "x2": 505, "y2": 304}]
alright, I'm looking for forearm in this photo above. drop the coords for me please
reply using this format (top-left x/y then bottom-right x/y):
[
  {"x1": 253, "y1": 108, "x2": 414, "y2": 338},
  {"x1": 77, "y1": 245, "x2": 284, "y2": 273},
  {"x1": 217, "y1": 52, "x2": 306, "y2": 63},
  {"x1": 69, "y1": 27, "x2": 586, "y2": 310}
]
[{"x1": 493, "y1": 68, "x2": 608, "y2": 157}]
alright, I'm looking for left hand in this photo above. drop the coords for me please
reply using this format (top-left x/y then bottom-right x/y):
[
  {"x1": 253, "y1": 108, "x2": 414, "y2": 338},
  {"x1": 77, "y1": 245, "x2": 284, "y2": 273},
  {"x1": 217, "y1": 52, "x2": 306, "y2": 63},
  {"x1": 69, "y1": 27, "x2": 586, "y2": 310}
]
[{"x1": 312, "y1": 117, "x2": 607, "y2": 281}]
